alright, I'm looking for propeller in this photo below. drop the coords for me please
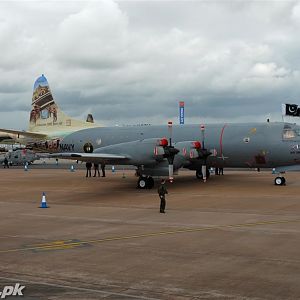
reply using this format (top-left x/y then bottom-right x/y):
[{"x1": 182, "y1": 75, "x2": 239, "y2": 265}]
[
  {"x1": 154, "y1": 122, "x2": 179, "y2": 182},
  {"x1": 199, "y1": 124, "x2": 211, "y2": 182},
  {"x1": 166, "y1": 121, "x2": 179, "y2": 182}
]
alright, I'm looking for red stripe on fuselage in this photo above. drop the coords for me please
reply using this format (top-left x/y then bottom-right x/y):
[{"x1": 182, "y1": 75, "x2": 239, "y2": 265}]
[{"x1": 219, "y1": 124, "x2": 227, "y2": 157}]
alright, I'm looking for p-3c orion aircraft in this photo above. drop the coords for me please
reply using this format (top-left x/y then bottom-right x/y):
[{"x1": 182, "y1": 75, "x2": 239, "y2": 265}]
[
  {"x1": 1, "y1": 75, "x2": 300, "y2": 188},
  {"x1": 52, "y1": 120, "x2": 300, "y2": 188}
]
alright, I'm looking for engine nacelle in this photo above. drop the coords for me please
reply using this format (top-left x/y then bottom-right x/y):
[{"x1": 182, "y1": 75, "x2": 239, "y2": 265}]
[
  {"x1": 95, "y1": 138, "x2": 172, "y2": 166},
  {"x1": 175, "y1": 141, "x2": 203, "y2": 159}
]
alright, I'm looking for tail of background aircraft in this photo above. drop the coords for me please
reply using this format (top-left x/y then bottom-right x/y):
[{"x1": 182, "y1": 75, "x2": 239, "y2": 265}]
[{"x1": 29, "y1": 75, "x2": 97, "y2": 133}]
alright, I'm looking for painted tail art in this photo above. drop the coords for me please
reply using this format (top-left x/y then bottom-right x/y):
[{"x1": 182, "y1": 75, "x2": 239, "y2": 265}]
[{"x1": 29, "y1": 75, "x2": 97, "y2": 133}]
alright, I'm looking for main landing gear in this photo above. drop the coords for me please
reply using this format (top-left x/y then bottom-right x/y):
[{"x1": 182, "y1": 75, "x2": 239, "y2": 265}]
[
  {"x1": 196, "y1": 168, "x2": 210, "y2": 180},
  {"x1": 274, "y1": 176, "x2": 286, "y2": 186},
  {"x1": 137, "y1": 176, "x2": 154, "y2": 189}
]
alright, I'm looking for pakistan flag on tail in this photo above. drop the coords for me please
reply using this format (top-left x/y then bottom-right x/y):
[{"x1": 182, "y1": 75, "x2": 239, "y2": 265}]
[{"x1": 29, "y1": 75, "x2": 97, "y2": 133}]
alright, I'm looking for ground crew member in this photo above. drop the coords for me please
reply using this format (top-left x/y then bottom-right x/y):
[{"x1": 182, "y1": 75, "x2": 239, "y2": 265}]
[
  {"x1": 158, "y1": 179, "x2": 168, "y2": 213},
  {"x1": 86, "y1": 162, "x2": 92, "y2": 177},
  {"x1": 93, "y1": 163, "x2": 100, "y2": 177},
  {"x1": 101, "y1": 163, "x2": 106, "y2": 177},
  {"x1": 3, "y1": 157, "x2": 9, "y2": 168}
]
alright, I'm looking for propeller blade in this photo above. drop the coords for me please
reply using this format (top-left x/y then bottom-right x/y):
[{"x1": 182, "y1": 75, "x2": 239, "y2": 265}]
[
  {"x1": 169, "y1": 164, "x2": 174, "y2": 183},
  {"x1": 202, "y1": 165, "x2": 207, "y2": 182},
  {"x1": 168, "y1": 121, "x2": 173, "y2": 146},
  {"x1": 200, "y1": 124, "x2": 209, "y2": 182},
  {"x1": 200, "y1": 124, "x2": 205, "y2": 149}
]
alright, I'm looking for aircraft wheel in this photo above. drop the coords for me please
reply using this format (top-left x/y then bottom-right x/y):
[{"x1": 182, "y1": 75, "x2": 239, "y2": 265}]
[
  {"x1": 196, "y1": 170, "x2": 203, "y2": 179},
  {"x1": 274, "y1": 176, "x2": 286, "y2": 186},
  {"x1": 137, "y1": 177, "x2": 147, "y2": 189},
  {"x1": 196, "y1": 168, "x2": 210, "y2": 179},
  {"x1": 146, "y1": 176, "x2": 154, "y2": 189}
]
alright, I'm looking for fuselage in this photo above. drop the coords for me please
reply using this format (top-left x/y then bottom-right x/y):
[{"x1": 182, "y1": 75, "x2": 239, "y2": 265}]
[{"x1": 52, "y1": 122, "x2": 300, "y2": 169}]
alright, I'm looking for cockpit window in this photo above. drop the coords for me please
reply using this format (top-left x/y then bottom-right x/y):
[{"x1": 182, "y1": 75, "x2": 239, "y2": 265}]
[
  {"x1": 283, "y1": 129, "x2": 296, "y2": 139},
  {"x1": 282, "y1": 124, "x2": 299, "y2": 140}
]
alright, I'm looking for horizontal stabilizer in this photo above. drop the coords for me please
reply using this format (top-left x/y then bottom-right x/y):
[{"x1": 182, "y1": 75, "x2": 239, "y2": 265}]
[{"x1": 0, "y1": 129, "x2": 47, "y2": 142}]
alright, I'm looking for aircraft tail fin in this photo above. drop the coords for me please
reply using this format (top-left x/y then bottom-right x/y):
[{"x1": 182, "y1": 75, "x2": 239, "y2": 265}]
[{"x1": 29, "y1": 75, "x2": 98, "y2": 133}]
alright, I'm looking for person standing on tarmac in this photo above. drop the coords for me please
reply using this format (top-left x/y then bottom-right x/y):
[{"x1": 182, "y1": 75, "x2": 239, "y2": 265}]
[
  {"x1": 3, "y1": 157, "x2": 9, "y2": 168},
  {"x1": 158, "y1": 179, "x2": 168, "y2": 213},
  {"x1": 93, "y1": 163, "x2": 100, "y2": 177},
  {"x1": 86, "y1": 162, "x2": 92, "y2": 177},
  {"x1": 101, "y1": 163, "x2": 106, "y2": 177}
]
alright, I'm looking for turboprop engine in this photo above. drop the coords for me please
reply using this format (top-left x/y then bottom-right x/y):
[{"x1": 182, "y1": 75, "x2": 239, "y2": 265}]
[
  {"x1": 95, "y1": 137, "x2": 180, "y2": 181},
  {"x1": 175, "y1": 141, "x2": 211, "y2": 162}
]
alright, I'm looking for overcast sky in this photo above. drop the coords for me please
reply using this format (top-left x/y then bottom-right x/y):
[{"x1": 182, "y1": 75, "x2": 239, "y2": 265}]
[{"x1": 1, "y1": 0, "x2": 300, "y2": 129}]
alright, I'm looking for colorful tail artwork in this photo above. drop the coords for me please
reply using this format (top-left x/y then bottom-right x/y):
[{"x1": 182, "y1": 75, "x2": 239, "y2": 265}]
[{"x1": 29, "y1": 75, "x2": 97, "y2": 133}]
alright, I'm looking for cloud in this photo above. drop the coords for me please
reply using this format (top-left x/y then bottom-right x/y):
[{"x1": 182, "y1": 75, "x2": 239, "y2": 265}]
[{"x1": 0, "y1": 0, "x2": 300, "y2": 130}]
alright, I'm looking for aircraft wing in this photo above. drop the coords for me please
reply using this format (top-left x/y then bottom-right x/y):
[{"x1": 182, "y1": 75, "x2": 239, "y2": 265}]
[
  {"x1": 50, "y1": 152, "x2": 129, "y2": 164},
  {"x1": 0, "y1": 137, "x2": 15, "y2": 143},
  {"x1": 0, "y1": 129, "x2": 47, "y2": 141},
  {"x1": 275, "y1": 165, "x2": 300, "y2": 173}
]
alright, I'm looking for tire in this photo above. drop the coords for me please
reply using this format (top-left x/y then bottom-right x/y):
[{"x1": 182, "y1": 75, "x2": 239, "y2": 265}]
[
  {"x1": 196, "y1": 170, "x2": 203, "y2": 179},
  {"x1": 138, "y1": 177, "x2": 147, "y2": 189},
  {"x1": 196, "y1": 168, "x2": 210, "y2": 179},
  {"x1": 274, "y1": 177, "x2": 284, "y2": 186}
]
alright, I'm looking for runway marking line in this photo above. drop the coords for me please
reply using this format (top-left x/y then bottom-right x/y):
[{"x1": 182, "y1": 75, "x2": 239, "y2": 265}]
[
  {"x1": 24, "y1": 239, "x2": 90, "y2": 252},
  {"x1": 0, "y1": 218, "x2": 299, "y2": 254}
]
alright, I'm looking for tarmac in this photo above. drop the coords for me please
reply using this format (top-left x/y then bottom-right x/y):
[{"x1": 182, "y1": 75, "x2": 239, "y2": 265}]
[{"x1": 0, "y1": 167, "x2": 300, "y2": 299}]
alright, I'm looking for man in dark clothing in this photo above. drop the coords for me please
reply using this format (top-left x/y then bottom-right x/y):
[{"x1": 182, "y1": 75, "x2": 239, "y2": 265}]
[
  {"x1": 219, "y1": 167, "x2": 224, "y2": 175},
  {"x1": 93, "y1": 163, "x2": 100, "y2": 177},
  {"x1": 3, "y1": 157, "x2": 9, "y2": 168},
  {"x1": 101, "y1": 163, "x2": 106, "y2": 177},
  {"x1": 157, "y1": 179, "x2": 168, "y2": 213},
  {"x1": 86, "y1": 162, "x2": 92, "y2": 177}
]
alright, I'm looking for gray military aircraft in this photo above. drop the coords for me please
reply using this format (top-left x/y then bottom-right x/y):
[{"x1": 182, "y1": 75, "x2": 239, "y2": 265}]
[
  {"x1": 0, "y1": 148, "x2": 39, "y2": 165},
  {"x1": 49, "y1": 120, "x2": 300, "y2": 188},
  {"x1": 1, "y1": 75, "x2": 299, "y2": 188}
]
